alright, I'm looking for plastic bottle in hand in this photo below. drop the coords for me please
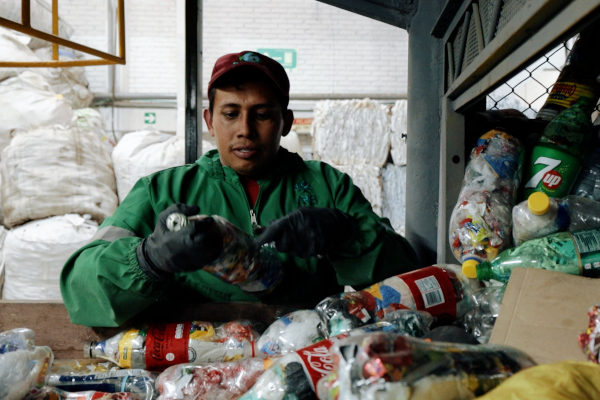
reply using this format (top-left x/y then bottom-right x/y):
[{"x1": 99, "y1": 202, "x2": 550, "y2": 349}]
[
  {"x1": 523, "y1": 97, "x2": 595, "y2": 198},
  {"x1": 462, "y1": 226, "x2": 600, "y2": 283},
  {"x1": 513, "y1": 191, "x2": 600, "y2": 245},
  {"x1": 84, "y1": 320, "x2": 263, "y2": 372},
  {"x1": 166, "y1": 213, "x2": 283, "y2": 295},
  {"x1": 449, "y1": 129, "x2": 524, "y2": 266}
]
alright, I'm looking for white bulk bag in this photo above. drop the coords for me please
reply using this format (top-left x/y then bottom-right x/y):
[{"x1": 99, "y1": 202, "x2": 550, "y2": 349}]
[
  {"x1": 334, "y1": 164, "x2": 383, "y2": 216},
  {"x1": 74, "y1": 108, "x2": 115, "y2": 155},
  {"x1": 280, "y1": 130, "x2": 305, "y2": 159},
  {"x1": 311, "y1": 99, "x2": 391, "y2": 167},
  {"x1": 381, "y1": 163, "x2": 407, "y2": 235},
  {"x1": 112, "y1": 130, "x2": 185, "y2": 202},
  {"x1": 2, "y1": 214, "x2": 97, "y2": 300},
  {"x1": 0, "y1": 31, "x2": 40, "y2": 82},
  {"x1": 390, "y1": 99, "x2": 408, "y2": 166},
  {"x1": 33, "y1": 47, "x2": 94, "y2": 109},
  {"x1": 0, "y1": 71, "x2": 74, "y2": 153},
  {"x1": 1, "y1": 125, "x2": 118, "y2": 228}
]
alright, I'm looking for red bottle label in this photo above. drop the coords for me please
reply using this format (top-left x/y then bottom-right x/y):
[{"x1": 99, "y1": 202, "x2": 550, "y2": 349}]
[
  {"x1": 145, "y1": 321, "x2": 191, "y2": 371},
  {"x1": 295, "y1": 337, "x2": 342, "y2": 390},
  {"x1": 401, "y1": 266, "x2": 458, "y2": 321}
]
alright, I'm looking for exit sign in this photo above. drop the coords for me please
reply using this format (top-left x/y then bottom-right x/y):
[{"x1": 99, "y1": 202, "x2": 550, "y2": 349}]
[{"x1": 257, "y1": 48, "x2": 296, "y2": 69}]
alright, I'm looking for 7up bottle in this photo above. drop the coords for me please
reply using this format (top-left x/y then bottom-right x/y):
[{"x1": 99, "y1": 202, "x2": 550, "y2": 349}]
[{"x1": 523, "y1": 96, "x2": 594, "y2": 199}]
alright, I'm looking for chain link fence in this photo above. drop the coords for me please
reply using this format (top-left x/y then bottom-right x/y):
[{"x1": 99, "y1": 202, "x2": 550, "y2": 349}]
[{"x1": 486, "y1": 35, "x2": 600, "y2": 118}]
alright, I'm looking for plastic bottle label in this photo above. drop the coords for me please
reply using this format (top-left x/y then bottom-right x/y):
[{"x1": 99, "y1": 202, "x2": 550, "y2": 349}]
[
  {"x1": 572, "y1": 230, "x2": 600, "y2": 277},
  {"x1": 118, "y1": 329, "x2": 140, "y2": 369},
  {"x1": 544, "y1": 81, "x2": 596, "y2": 110},
  {"x1": 400, "y1": 266, "x2": 457, "y2": 321},
  {"x1": 524, "y1": 148, "x2": 582, "y2": 198},
  {"x1": 145, "y1": 322, "x2": 191, "y2": 371},
  {"x1": 295, "y1": 337, "x2": 341, "y2": 391}
]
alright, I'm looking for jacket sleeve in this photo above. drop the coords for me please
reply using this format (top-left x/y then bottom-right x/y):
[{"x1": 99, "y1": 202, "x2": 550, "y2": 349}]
[
  {"x1": 322, "y1": 166, "x2": 420, "y2": 288},
  {"x1": 60, "y1": 179, "x2": 165, "y2": 327}
]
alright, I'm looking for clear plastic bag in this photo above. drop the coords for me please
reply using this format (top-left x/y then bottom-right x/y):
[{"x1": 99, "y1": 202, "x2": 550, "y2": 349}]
[{"x1": 0, "y1": 328, "x2": 54, "y2": 400}]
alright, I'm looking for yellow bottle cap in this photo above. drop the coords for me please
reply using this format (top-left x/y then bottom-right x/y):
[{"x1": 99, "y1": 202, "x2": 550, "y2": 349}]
[
  {"x1": 462, "y1": 259, "x2": 479, "y2": 279},
  {"x1": 527, "y1": 191, "x2": 550, "y2": 215}
]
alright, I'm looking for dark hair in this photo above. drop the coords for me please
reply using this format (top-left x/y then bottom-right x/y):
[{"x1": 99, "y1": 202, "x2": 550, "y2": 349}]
[{"x1": 208, "y1": 69, "x2": 288, "y2": 115}]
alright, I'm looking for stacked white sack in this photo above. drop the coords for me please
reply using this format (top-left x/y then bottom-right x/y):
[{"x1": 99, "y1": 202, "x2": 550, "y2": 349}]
[
  {"x1": 33, "y1": 47, "x2": 94, "y2": 109},
  {"x1": 390, "y1": 99, "x2": 407, "y2": 166},
  {"x1": 0, "y1": 71, "x2": 74, "y2": 154},
  {"x1": 382, "y1": 164, "x2": 406, "y2": 235},
  {"x1": 112, "y1": 131, "x2": 187, "y2": 202},
  {"x1": 0, "y1": 1, "x2": 74, "y2": 50},
  {"x1": 0, "y1": 227, "x2": 6, "y2": 299},
  {"x1": 74, "y1": 108, "x2": 115, "y2": 155},
  {"x1": 0, "y1": 31, "x2": 40, "y2": 82},
  {"x1": 1, "y1": 125, "x2": 118, "y2": 228},
  {"x1": 2, "y1": 214, "x2": 97, "y2": 300},
  {"x1": 311, "y1": 99, "x2": 391, "y2": 167},
  {"x1": 334, "y1": 164, "x2": 383, "y2": 216},
  {"x1": 280, "y1": 130, "x2": 305, "y2": 159}
]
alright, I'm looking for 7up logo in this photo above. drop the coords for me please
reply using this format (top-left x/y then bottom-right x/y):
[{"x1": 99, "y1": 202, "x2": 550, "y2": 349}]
[{"x1": 524, "y1": 156, "x2": 563, "y2": 190}]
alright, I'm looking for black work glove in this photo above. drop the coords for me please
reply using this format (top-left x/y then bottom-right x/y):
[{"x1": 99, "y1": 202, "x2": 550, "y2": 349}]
[
  {"x1": 254, "y1": 207, "x2": 357, "y2": 258},
  {"x1": 137, "y1": 203, "x2": 224, "y2": 280}
]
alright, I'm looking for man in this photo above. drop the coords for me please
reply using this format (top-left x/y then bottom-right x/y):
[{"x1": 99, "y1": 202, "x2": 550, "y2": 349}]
[{"x1": 60, "y1": 51, "x2": 419, "y2": 327}]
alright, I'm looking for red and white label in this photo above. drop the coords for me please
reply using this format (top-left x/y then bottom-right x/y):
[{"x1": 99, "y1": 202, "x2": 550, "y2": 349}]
[
  {"x1": 400, "y1": 266, "x2": 457, "y2": 321},
  {"x1": 542, "y1": 170, "x2": 562, "y2": 189},
  {"x1": 295, "y1": 337, "x2": 342, "y2": 390},
  {"x1": 145, "y1": 322, "x2": 191, "y2": 371}
]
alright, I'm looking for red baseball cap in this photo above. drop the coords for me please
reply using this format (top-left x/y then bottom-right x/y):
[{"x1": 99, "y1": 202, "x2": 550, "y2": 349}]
[{"x1": 207, "y1": 50, "x2": 290, "y2": 107}]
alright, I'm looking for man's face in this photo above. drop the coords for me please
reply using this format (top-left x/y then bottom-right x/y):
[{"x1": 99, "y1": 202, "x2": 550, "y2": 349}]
[{"x1": 204, "y1": 80, "x2": 293, "y2": 178}]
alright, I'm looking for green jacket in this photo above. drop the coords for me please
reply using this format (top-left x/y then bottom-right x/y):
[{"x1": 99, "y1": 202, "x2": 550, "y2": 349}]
[{"x1": 60, "y1": 148, "x2": 419, "y2": 327}]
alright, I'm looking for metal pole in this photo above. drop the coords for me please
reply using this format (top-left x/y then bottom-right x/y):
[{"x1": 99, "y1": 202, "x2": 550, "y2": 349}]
[{"x1": 185, "y1": 0, "x2": 202, "y2": 164}]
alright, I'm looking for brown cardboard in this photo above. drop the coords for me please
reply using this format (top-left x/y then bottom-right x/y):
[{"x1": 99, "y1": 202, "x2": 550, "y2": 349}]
[{"x1": 489, "y1": 267, "x2": 598, "y2": 365}]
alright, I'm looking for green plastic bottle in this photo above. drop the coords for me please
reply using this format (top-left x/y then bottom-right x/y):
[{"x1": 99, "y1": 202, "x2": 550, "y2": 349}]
[
  {"x1": 462, "y1": 227, "x2": 600, "y2": 283},
  {"x1": 523, "y1": 97, "x2": 594, "y2": 199}
]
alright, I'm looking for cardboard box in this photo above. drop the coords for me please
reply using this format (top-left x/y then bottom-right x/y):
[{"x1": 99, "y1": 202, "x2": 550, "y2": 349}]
[{"x1": 489, "y1": 267, "x2": 598, "y2": 364}]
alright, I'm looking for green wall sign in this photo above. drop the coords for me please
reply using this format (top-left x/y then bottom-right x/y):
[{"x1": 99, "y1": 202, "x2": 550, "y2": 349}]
[{"x1": 257, "y1": 48, "x2": 297, "y2": 69}]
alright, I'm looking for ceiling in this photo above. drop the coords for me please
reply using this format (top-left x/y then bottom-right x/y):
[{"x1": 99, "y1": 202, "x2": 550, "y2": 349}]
[{"x1": 316, "y1": 0, "x2": 416, "y2": 29}]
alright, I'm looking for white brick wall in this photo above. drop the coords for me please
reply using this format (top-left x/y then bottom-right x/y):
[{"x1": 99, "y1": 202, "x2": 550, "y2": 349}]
[{"x1": 58, "y1": 0, "x2": 408, "y2": 96}]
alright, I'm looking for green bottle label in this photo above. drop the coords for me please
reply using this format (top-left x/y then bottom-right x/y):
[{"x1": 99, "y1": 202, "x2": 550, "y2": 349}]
[
  {"x1": 523, "y1": 145, "x2": 581, "y2": 198},
  {"x1": 572, "y1": 230, "x2": 600, "y2": 277}
]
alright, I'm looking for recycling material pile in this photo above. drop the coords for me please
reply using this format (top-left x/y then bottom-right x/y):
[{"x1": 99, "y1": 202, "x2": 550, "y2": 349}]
[
  {"x1": 0, "y1": 269, "x2": 556, "y2": 400},
  {"x1": 311, "y1": 98, "x2": 407, "y2": 234}
]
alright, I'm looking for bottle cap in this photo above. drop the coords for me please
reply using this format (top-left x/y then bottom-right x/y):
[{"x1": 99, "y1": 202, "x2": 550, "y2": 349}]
[
  {"x1": 83, "y1": 342, "x2": 93, "y2": 358},
  {"x1": 462, "y1": 259, "x2": 479, "y2": 279},
  {"x1": 528, "y1": 191, "x2": 550, "y2": 215}
]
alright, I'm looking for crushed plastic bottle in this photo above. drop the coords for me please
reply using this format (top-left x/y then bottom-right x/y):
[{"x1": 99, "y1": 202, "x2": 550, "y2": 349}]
[
  {"x1": 0, "y1": 328, "x2": 54, "y2": 400},
  {"x1": 84, "y1": 320, "x2": 264, "y2": 372},
  {"x1": 27, "y1": 387, "x2": 143, "y2": 400},
  {"x1": 463, "y1": 226, "x2": 600, "y2": 283},
  {"x1": 256, "y1": 309, "x2": 326, "y2": 356},
  {"x1": 238, "y1": 320, "x2": 431, "y2": 400},
  {"x1": 316, "y1": 264, "x2": 478, "y2": 336},
  {"x1": 512, "y1": 191, "x2": 600, "y2": 245},
  {"x1": 316, "y1": 331, "x2": 536, "y2": 400},
  {"x1": 167, "y1": 213, "x2": 283, "y2": 295},
  {"x1": 459, "y1": 285, "x2": 506, "y2": 344},
  {"x1": 449, "y1": 129, "x2": 524, "y2": 266},
  {"x1": 155, "y1": 357, "x2": 277, "y2": 400},
  {"x1": 47, "y1": 369, "x2": 158, "y2": 400}
]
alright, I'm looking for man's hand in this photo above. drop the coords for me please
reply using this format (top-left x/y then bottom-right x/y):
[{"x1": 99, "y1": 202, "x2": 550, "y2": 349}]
[
  {"x1": 137, "y1": 203, "x2": 224, "y2": 280},
  {"x1": 254, "y1": 207, "x2": 357, "y2": 258}
]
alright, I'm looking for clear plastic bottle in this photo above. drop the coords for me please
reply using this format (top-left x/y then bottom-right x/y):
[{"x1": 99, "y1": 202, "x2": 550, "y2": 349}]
[
  {"x1": 84, "y1": 320, "x2": 263, "y2": 372},
  {"x1": 315, "y1": 264, "x2": 479, "y2": 336},
  {"x1": 513, "y1": 191, "x2": 600, "y2": 245},
  {"x1": 167, "y1": 213, "x2": 283, "y2": 295},
  {"x1": 523, "y1": 97, "x2": 595, "y2": 199},
  {"x1": 462, "y1": 227, "x2": 600, "y2": 283},
  {"x1": 449, "y1": 129, "x2": 524, "y2": 266},
  {"x1": 47, "y1": 369, "x2": 157, "y2": 400},
  {"x1": 571, "y1": 124, "x2": 600, "y2": 200}
]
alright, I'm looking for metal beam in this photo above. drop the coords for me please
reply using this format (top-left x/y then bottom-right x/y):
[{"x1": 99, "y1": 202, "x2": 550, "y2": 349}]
[
  {"x1": 316, "y1": 0, "x2": 415, "y2": 29},
  {"x1": 185, "y1": 0, "x2": 202, "y2": 164}
]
